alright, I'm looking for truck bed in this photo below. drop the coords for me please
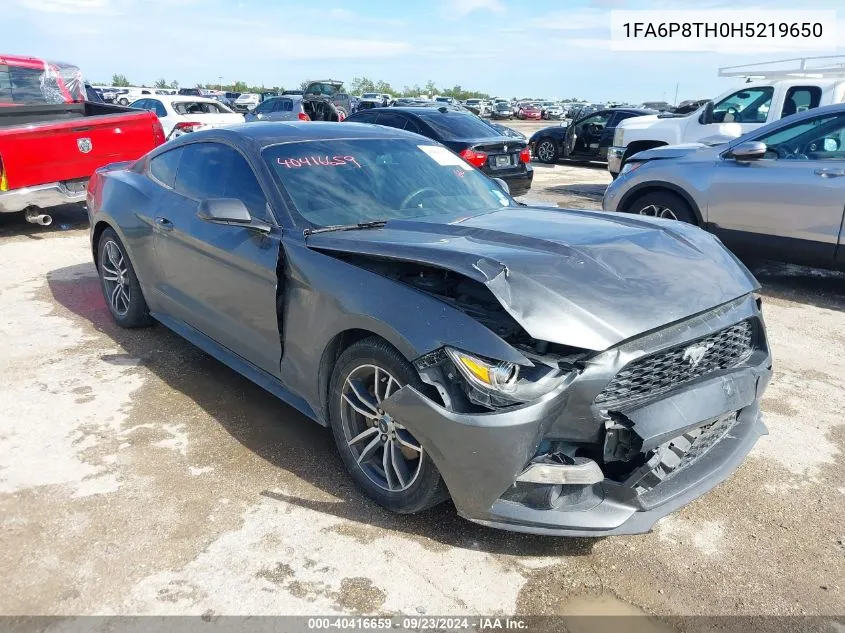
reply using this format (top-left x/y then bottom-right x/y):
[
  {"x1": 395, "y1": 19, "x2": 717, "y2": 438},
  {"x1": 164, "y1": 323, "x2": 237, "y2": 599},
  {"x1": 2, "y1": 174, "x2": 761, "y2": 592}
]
[
  {"x1": 0, "y1": 101, "x2": 162, "y2": 198},
  {"x1": 0, "y1": 101, "x2": 143, "y2": 128}
]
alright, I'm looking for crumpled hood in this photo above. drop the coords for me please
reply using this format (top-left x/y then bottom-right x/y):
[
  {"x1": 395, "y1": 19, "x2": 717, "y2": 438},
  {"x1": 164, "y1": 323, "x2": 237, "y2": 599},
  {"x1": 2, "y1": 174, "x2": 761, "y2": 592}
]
[{"x1": 306, "y1": 207, "x2": 759, "y2": 351}]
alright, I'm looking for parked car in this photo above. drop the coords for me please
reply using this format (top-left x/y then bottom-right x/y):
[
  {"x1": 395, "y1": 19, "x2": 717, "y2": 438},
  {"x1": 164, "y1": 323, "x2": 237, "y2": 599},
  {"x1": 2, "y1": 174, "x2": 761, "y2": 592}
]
[
  {"x1": 130, "y1": 95, "x2": 244, "y2": 140},
  {"x1": 608, "y1": 55, "x2": 845, "y2": 178},
  {"x1": 464, "y1": 98, "x2": 490, "y2": 116},
  {"x1": 0, "y1": 54, "x2": 164, "y2": 226},
  {"x1": 244, "y1": 92, "x2": 343, "y2": 123},
  {"x1": 517, "y1": 103, "x2": 542, "y2": 120},
  {"x1": 303, "y1": 80, "x2": 351, "y2": 120},
  {"x1": 87, "y1": 121, "x2": 772, "y2": 536},
  {"x1": 603, "y1": 103, "x2": 845, "y2": 271},
  {"x1": 115, "y1": 87, "x2": 154, "y2": 106},
  {"x1": 234, "y1": 93, "x2": 261, "y2": 112},
  {"x1": 490, "y1": 102, "x2": 514, "y2": 120},
  {"x1": 529, "y1": 108, "x2": 653, "y2": 164},
  {"x1": 543, "y1": 104, "x2": 564, "y2": 120},
  {"x1": 93, "y1": 86, "x2": 117, "y2": 102},
  {"x1": 178, "y1": 88, "x2": 203, "y2": 97},
  {"x1": 640, "y1": 101, "x2": 674, "y2": 112},
  {"x1": 345, "y1": 106, "x2": 533, "y2": 196},
  {"x1": 355, "y1": 98, "x2": 383, "y2": 112},
  {"x1": 216, "y1": 91, "x2": 241, "y2": 108}
]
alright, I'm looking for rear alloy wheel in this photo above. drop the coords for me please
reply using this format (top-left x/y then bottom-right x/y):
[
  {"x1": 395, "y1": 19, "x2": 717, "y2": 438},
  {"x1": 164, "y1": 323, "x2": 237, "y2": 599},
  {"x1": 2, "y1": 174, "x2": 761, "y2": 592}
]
[
  {"x1": 97, "y1": 228, "x2": 153, "y2": 328},
  {"x1": 328, "y1": 337, "x2": 447, "y2": 514},
  {"x1": 628, "y1": 191, "x2": 696, "y2": 224},
  {"x1": 535, "y1": 138, "x2": 559, "y2": 164}
]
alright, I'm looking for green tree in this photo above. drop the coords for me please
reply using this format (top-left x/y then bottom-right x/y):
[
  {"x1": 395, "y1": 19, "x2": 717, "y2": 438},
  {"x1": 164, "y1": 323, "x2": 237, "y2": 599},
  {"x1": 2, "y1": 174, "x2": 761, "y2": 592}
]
[
  {"x1": 171, "y1": 79, "x2": 179, "y2": 90},
  {"x1": 232, "y1": 80, "x2": 249, "y2": 93},
  {"x1": 299, "y1": 79, "x2": 311, "y2": 91},
  {"x1": 111, "y1": 74, "x2": 130, "y2": 87},
  {"x1": 153, "y1": 78, "x2": 168, "y2": 89},
  {"x1": 423, "y1": 80, "x2": 437, "y2": 96},
  {"x1": 374, "y1": 80, "x2": 394, "y2": 95},
  {"x1": 350, "y1": 77, "x2": 376, "y2": 95}
]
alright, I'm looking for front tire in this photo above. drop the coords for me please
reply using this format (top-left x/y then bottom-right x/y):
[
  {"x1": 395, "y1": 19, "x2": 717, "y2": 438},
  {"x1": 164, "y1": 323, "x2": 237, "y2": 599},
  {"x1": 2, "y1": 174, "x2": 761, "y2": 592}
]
[
  {"x1": 328, "y1": 337, "x2": 448, "y2": 514},
  {"x1": 97, "y1": 228, "x2": 153, "y2": 328},
  {"x1": 627, "y1": 190, "x2": 696, "y2": 224},
  {"x1": 534, "y1": 138, "x2": 559, "y2": 164}
]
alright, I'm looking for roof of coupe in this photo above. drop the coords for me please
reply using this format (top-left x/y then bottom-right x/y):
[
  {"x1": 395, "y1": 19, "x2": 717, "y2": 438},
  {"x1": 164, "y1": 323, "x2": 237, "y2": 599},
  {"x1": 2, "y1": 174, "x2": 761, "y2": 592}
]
[{"x1": 163, "y1": 121, "x2": 420, "y2": 150}]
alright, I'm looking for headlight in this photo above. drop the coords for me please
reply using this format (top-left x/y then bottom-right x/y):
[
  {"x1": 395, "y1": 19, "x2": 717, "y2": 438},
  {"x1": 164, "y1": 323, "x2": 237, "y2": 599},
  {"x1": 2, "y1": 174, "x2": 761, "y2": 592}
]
[
  {"x1": 620, "y1": 160, "x2": 643, "y2": 175},
  {"x1": 445, "y1": 347, "x2": 573, "y2": 408}
]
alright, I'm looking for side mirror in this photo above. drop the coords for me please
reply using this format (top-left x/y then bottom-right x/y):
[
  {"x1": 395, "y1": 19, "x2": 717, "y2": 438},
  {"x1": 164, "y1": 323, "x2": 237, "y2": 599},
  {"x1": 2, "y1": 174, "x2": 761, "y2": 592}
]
[
  {"x1": 492, "y1": 177, "x2": 510, "y2": 195},
  {"x1": 699, "y1": 101, "x2": 715, "y2": 125},
  {"x1": 729, "y1": 141, "x2": 767, "y2": 161},
  {"x1": 197, "y1": 198, "x2": 270, "y2": 232}
]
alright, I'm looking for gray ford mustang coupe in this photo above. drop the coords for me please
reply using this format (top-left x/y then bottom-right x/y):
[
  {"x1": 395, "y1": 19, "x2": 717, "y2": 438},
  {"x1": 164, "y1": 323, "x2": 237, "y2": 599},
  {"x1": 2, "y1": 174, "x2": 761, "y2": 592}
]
[{"x1": 87, "y1": 122, "x2": 772, "y2": 536}]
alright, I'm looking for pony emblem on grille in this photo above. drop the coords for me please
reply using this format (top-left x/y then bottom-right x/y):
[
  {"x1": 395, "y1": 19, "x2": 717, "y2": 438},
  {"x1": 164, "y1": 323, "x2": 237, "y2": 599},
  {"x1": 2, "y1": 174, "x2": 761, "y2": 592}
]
[{"x1": 683, "y1": 341, "x2": 714, "y2": 369}]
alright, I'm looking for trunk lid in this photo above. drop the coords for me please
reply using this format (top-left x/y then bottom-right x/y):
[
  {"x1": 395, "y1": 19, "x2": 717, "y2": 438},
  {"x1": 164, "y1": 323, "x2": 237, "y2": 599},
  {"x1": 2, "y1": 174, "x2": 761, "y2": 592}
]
[
  {"x1": 305, "y1": 207, "x2": 758, "y2": 351},
  {"x1": 304, "y1": 80, "x2": 343, "y2": 97}
]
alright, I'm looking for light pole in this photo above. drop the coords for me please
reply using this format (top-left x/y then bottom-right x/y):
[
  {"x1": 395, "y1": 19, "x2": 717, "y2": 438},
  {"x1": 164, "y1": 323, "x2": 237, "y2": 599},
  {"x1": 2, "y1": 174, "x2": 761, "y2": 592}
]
[{"x1": 218, "y1": 76, "x2": 223, "y2": 91}]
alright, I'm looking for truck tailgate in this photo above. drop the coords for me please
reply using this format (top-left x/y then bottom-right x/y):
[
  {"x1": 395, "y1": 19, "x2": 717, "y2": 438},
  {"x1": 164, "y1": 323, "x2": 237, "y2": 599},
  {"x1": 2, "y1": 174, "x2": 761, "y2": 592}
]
[{"x1": 0, "y1": 109, "x2": 159, "y2": 191}]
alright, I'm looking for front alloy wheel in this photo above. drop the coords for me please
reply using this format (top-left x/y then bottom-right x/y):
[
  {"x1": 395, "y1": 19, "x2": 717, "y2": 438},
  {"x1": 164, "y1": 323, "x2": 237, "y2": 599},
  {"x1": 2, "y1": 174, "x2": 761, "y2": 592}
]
[
  {"x1": 328, "y1": 337, "x2": 448, "y2": 513},
  {"x1": 340, "y1": 364, "x2": 423, "y2": 492}
]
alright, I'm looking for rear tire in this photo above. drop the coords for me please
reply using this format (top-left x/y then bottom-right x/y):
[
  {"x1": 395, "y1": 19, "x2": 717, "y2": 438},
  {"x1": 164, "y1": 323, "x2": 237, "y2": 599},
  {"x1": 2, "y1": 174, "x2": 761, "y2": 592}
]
[
  {"x1": 627, "y1": 190, "x2": 696, "y2": 224},
  {"x1": 328, "y1": 337, "x2": 448, "y2": 514},
  {"x1": 96, "y1": 228, "x2": 153, "y2": 328}
]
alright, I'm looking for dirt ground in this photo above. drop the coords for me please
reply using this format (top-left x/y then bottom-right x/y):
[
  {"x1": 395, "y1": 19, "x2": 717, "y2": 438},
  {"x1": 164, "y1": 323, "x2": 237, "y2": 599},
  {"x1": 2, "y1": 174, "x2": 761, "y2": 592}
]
[{"x1": 1, "y1": 120, "x2": 843, "y2": 625}]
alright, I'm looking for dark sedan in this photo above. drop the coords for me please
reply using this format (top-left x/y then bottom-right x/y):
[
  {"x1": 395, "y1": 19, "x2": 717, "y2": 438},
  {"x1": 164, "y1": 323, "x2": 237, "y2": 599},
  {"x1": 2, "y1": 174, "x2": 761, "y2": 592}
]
[
  {"x1": 345, "y1": 106, "x2": 533, "y2": 196},
  {"x1": 86, "y1": 123, "x2": 771, "y2": 536},
  {"x1": 529, "y1": 108, "x2": 653, "y2": 164}
]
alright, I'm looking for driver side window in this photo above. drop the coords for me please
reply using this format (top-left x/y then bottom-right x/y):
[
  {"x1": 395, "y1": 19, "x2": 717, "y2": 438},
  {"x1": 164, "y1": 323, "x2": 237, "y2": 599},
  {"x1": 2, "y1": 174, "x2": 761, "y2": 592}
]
[
  {"x1": 713, "y1": 87, "x2": 774, "y2": 124},
  {"x1": 755, "y1": 114, "x2": 845, "y2": 161}
]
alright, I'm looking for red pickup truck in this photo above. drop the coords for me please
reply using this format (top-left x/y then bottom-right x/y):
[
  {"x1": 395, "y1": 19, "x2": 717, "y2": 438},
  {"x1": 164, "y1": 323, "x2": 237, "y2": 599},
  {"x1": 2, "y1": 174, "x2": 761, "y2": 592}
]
[{"x1": 0, "y1": 54, "x2": 165, "y2": 226}]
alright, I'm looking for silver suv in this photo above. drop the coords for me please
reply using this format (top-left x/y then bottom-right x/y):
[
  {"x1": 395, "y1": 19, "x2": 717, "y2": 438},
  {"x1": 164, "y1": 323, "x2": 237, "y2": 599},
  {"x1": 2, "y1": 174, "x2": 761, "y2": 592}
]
[{"x1": 602, "y1": 103, "x2": 845, "y2": 271}]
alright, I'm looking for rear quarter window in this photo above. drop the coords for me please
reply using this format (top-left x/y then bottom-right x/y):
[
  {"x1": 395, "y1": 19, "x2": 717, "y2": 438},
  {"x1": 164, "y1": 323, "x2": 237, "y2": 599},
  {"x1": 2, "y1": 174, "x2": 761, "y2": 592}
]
[{"x1": 148, "y1": 148, "x2": 182, "y2": 189}]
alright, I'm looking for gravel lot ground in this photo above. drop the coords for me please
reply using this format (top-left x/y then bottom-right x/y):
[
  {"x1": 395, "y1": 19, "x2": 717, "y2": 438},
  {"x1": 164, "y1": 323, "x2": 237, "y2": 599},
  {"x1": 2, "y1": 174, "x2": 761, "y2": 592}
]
[{"x1": 1, "y1": 119, "x2": 843, "y2": 625}]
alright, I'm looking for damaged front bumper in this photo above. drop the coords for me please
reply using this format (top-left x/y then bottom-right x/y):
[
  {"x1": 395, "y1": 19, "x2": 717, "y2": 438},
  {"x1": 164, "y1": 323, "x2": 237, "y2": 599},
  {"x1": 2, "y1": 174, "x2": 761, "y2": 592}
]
[{"x1": 382, "y1": 294, "x2": 772, "y2": 536}]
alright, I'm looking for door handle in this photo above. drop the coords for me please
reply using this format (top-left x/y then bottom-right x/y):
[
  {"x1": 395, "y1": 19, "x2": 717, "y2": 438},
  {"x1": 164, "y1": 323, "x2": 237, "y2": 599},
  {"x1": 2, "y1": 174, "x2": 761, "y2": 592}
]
[
  {"x1": 814, "y1": 168, "x2": 845, "y2": 178},
  {"x1": 154, "y1": 216, "x2": 174, "y2": 230}
]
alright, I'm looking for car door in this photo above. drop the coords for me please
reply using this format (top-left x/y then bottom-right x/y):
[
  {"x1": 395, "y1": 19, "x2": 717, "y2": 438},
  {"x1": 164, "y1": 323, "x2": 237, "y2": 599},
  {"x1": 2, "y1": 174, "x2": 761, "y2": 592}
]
[
  {"x1": 707, "y1": 111, "x2": 845, "y2": 266},
  {"x1": 683, "y1": 86, "x2": 775, "y2": 143},
  {"x1": 151, "y1": 141, "x2": 283, "y2": 377},
  {"x1": 565, "y1": 111, "x2": 612, "y2": 158}
]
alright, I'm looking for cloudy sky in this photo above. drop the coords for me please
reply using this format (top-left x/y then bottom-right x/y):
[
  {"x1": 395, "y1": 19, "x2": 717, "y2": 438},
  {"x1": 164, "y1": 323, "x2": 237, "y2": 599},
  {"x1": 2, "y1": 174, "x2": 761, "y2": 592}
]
[{"x1": 3, "y1": 0, "x2": 844, "y2": 103}]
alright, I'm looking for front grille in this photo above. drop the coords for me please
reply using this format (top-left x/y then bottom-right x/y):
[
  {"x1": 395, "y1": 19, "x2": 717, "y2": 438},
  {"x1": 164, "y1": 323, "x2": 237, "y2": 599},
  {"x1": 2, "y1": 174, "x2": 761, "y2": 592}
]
[{"x1": 595, "y1": 320, "x2": 754, "y2": 407}]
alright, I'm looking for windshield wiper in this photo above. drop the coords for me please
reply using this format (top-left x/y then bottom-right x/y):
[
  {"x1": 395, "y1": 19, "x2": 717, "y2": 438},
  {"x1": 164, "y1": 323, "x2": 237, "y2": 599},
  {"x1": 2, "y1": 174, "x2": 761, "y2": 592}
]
[{"x1": 303, "y1": 220, "x2": 388, "y2": 236}]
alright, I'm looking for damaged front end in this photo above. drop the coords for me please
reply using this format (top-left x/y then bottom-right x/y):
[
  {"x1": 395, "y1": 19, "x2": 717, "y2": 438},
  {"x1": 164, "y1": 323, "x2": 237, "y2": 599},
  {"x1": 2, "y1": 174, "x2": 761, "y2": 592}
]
[{"x1": 381, "y1": 293, "x2": 771, "y2": 536}]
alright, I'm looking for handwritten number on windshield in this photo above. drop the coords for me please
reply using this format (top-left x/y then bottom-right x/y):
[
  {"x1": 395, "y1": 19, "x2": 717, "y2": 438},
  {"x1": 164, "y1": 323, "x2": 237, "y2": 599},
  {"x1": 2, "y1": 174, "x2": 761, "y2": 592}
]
[{"x1": 277, "y1": 156, "x2": 361, "y2": 169}]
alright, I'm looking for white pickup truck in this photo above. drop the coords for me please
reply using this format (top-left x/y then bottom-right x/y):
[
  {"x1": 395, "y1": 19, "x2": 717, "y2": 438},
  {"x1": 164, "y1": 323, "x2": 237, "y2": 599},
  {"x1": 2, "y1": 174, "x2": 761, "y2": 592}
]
[{"x1": 608, "y1": 56, "x2": 845, "y2": 177}]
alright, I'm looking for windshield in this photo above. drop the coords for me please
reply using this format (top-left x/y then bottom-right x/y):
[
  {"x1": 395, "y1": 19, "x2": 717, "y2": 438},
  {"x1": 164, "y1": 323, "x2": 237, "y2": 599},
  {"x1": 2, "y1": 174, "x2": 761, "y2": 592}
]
[
  {"x1": 495, "y1": 103, "x2": 509, "y2": 110},
  {"x1": 263, "y1": 138, "x2": 514, "y2": 228},
  {"x1": 362, "y1": 93, "x2": 379, "y2": 99}
]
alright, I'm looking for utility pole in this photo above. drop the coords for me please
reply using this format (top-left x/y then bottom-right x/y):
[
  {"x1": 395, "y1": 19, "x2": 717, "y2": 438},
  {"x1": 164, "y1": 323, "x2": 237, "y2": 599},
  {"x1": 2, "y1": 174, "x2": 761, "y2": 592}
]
[
  {"x1": 219, "y1": 76, "x2": 223, "y2": 91},
  {"x1": 674, "y1": 82, "x2": 679, "y2": 106}
]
